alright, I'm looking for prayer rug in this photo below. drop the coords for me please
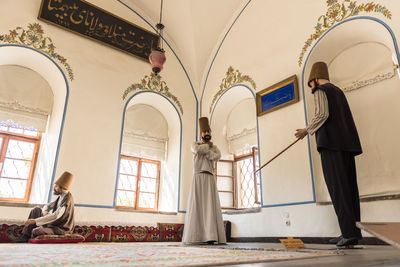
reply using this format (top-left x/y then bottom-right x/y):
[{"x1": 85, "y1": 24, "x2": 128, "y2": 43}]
[
  {"x1": 0, "y1": 242, "x2": 342, "y2": 266},
  {"x1": 159, "y1": 223, "x2": 184, "y2": 242}
]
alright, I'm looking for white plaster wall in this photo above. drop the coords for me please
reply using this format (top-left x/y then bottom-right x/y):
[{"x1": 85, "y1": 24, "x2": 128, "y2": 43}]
[
  {"x1": 226, "y1": 98, "x2": 257, "y2": 154},
  {"x1": 202, "y1": 0, "x2": 400, "y2": 237},
  {"x1": 0, "y1": 0, "x2": 196, "y2": 223},
  {"x1": 1, "y1": 0, "x2": 400, "y2": 237}
]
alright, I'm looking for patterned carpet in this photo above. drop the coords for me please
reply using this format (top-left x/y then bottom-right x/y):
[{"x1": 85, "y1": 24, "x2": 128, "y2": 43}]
[{"x1": 0, "y1": 242, "x2": 341, "y2": 266}]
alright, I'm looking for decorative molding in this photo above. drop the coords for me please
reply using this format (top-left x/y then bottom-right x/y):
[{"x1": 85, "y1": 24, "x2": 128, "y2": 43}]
[
  {"x1": 341, "y1": 68, "x2": 395, "y2": 92},
  {"x1": 0, "y1": 100, "x2": 49, "y2": 116},
  {"x1": 0, "y1": 119, "x2": 37, "y2": 131},
  {"x1": 123, "y1": 130, "x2": 168, "y2": 143},
  {"x1": 210, "y1": 66, "x2": 256, "y2": 114},
  {"x1": 122, "y1": 72, "x2": 183, "y2": 115},
  {"x1": 298, "y1": 0, "x2": 392, "y2": 66},
  {"x1": 0, "y1": 23, "x2": 74, "y2": 80},
  {"x1": 227, "y1": 127, "x2": 257, "y2": 142}
]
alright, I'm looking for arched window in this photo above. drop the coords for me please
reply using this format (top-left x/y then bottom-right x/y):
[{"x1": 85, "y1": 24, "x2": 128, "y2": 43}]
[
  {"x1": 117, "y1": 92, "x2": 182, "y2": 213},
  {"x1": 116, "y1": 104, "x2": 167, "y2": 210},
  {"x1": 211, "y1": 86, "x2": 261, "y2": 209},
  {"x1": 0, "y1": 65, "x2": 53, "y2": 202}
]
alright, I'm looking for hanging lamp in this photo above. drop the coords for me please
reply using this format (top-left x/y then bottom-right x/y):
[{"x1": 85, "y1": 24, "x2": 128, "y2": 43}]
[{"x1": 149, "y1": 0, "x2": 166, "y2": 75}]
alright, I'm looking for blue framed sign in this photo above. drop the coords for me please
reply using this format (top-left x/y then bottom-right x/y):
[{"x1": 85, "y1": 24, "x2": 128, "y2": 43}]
[{"x1": 256, "y1": 75, "x2": 299, "y2": 116}]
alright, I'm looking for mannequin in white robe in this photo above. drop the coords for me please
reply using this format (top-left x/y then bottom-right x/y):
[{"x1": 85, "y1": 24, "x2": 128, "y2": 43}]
[{"x1": 182, "y1": 117, "x2": 226, "y2": 245}]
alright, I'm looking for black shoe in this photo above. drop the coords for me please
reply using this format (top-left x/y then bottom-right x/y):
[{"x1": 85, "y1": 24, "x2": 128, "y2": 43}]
[
  {"x1": 328, "y1": 235, "x2": 342, "y2": 244},
  {"x1": 12, "y1": 235, "x2": 29, "y2": 243},
  {"x1": 336, "y1": 236, "x2": 359, "y2": 247}
]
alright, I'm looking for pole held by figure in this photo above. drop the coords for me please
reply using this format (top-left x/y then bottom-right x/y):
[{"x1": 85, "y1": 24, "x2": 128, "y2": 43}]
[{"x1": 254, "y1": 138, "x2": 301, "y2": 174}]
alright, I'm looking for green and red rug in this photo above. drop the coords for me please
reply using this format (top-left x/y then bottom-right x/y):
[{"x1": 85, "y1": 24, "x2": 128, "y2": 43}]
[{"x1": 0, "y1": 242, "x2": 341, "y2": 266}]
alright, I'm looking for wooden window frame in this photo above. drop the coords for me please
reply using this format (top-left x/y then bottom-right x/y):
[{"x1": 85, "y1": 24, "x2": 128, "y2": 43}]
[
  {"x1": 214, "y1": 159, "x2": 236, "y2": 209},
  {"x1": 0, "y1": 130, "x2": 41, "y2": 203},
  {"x1": 115, "y1": 155, "x2": 160, "y2": 211}
]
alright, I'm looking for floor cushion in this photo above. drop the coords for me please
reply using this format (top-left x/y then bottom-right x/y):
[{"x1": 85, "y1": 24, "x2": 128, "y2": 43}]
[{"x1": 29, "y1": 233, "x2": 85, "y2": 244}]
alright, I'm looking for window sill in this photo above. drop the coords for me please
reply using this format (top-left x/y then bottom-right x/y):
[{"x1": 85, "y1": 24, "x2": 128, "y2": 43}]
[
  {"x1": 0, "y1": 201, "x2": 44, "y2": 208},
  {"x1": 222, "y1": 206, "x2": 261, "y2": 215},
  {"x1": 114, "y1": 208, "x2": 177, "y2": 215},
  {"x1": 317, "y1": 193, "x2": 400, "y2": 206}
]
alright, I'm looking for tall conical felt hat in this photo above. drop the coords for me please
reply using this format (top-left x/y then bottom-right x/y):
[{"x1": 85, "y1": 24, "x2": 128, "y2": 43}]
[
  {"x1": 308, "y1": 61, "x2": 330, "y2": 87},
  {"x1": 199, "y1": 117, "x2": 211, "y2": 132},
  {"x1": 55, "y1": 171, "x2": 74, "y2": 190}
]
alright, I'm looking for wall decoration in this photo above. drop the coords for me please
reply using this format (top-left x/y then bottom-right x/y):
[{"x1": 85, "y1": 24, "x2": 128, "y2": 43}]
[
  {"x1": 122, "y1": 72, "x2": 183, "y2": 115},
  {"x1": 210, "y1": 66, "x2": 256, "y2": 113},
  {"x1": 0, "y1": 23, "x2": 74, "y2": 80},
  {"x1": 256, "y1": 75, "x2": 299, "y2": 116},
  {"x1": 341, "y1": 67, "x2": 396, "y2": 92},
  {"x1": 38, "y1": 0, "x2": 159, "y2": 62},
  {"x1": 298, "y1": 0, "x2": 392, "y2": 66}
]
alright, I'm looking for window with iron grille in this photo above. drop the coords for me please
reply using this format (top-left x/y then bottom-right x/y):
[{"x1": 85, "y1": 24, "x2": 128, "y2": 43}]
[
  {"x1": 115, "y1": 155, "x2": 160, "y2": 211},
  {"x1": 215, "y1": 147, "x2": 260, "y2": 209},
  {"x1": 235, "y1": 147, "x2": 260, "y2": 208},
  {"x1": 0, "y1": 121, "x2": 40, "y2": 203}
]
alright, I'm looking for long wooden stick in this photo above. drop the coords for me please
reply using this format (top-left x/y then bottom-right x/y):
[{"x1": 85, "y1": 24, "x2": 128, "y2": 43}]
[{"x1": 254, "y1": 138, "x2": 301, "y2": 173}]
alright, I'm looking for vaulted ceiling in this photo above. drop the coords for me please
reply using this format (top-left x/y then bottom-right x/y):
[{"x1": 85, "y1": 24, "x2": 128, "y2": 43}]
[{"x1": 123, "y1": 0, "x2": 246, "y2": 88}]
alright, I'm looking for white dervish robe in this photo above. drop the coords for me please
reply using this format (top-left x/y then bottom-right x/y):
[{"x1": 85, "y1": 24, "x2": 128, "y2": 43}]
[{"x1": 182, "y1": 141, "x2": 226, "y2": 244}]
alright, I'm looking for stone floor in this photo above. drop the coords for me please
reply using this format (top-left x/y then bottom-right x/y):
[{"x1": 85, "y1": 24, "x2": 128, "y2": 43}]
[{"x1": 225, "y1": 243, "x2": 400, "y2": 266}]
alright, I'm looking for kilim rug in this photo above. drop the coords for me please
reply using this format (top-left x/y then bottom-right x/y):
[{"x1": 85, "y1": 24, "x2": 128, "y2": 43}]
[{"x1": 0, "y1": 242, "x2": 342, "y2": 266}]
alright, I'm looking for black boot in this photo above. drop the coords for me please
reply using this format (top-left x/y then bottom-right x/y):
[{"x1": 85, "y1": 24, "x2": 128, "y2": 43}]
[
  {"x1": 328, "y1": 235, "x2": 342, "y2": 244},
  {"x1": 12, "y1": 234, "x2": 30, "y2": 243},
  {"x1": 336, "y1": 236, "x2": 359, "y2": 248}
]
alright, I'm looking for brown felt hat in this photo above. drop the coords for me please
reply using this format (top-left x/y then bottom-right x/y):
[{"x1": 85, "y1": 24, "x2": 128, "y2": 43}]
[
  {"x1": 55, "y1": 171, "x2": 74, "y2": 190},
  {"x1": 308, "y1": 61, "x2": 330, "y2": 87},
  {"x1": 199, "y1": 117, "x2": 211, "y2": 132}
]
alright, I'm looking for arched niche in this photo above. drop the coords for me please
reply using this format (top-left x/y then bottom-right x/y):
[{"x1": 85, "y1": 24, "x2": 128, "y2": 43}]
[
  {"x1": 302, "y1": 18, "x2": 400, "y2": 202},
  {"x1": 0, "y1": 44, "x2": 69, "y2": 204},
  {"x1": 118, "y1": 91, "x2": 182, "y2": 212},
  {"x1": 210, "y1": 84, "x2": 263, "y2": 207},
  {"x1": 123, "y1": 104, "x2": 168, "y2": 160}
]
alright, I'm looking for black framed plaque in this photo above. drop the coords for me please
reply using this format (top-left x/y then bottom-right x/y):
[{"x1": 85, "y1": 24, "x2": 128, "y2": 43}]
[{"x1": 38, "y1": 0, "x2": 159, "y2": 61}]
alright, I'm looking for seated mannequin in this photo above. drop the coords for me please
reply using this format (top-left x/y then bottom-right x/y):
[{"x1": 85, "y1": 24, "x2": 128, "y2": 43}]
[{"x1": 14, "y1": 171, "x2": 75, "y2": 243}]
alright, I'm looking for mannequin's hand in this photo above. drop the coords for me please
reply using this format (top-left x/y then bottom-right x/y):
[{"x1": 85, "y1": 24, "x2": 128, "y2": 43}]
[{"x1": 295, "y1": 129, "x2": 308, "y2": 139}]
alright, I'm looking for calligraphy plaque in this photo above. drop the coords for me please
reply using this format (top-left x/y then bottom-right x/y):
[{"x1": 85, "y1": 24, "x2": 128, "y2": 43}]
[
  {"x1": 256, "y1": 75, "x2": 299, "y2": 116},
  {"x1": 38, "y1": 0, "x2": 159, "y2": 61}
]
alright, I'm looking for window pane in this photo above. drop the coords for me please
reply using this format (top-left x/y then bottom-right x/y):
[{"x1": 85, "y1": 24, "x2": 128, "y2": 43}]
[
  {"x1": 9, "y1": 127, "x2": 23, "y2": 134},
  {"x1": 24, "y1": 129, "x2": 38, "y2": 136},
  {"x1": 219, "y1": 192, "x2": 234, "y2": 208},
  {"x1": 2, "y1": 159, "x2": 31, "y2": 179},
  {"x1": 138, "y1": 192, "x2": 155, "y2": 209},
  {"x1": 238, "y1": 157, "x2": 256, "y2": 208},
  {"x1": 216, "y1": 162, "x2": 232, "y2": 176},
  {"x1": 217, "y1": 177, "x2": 233, "y2": 192},
  {"x1": 120, "y1": 159, "x2": 138, "y2": 175},
  {"x1": 0, "y1": 178, "x2": 27, "y2": 199},
  {"x1": 118, "y1": 175, "x2": 136, "y2": 191},
  {"x1": 116, "y1": 190, "x2": 136, "y2": 207},
  {"x1": 141, "y1": 162, "x2": 157, "y2": 178},
  {"x1": 6, "y1": 139, "x2": 35, "y2": 160},
  {"x1": 139, "y1": 177, "x2": 156, "y2": 193}
]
